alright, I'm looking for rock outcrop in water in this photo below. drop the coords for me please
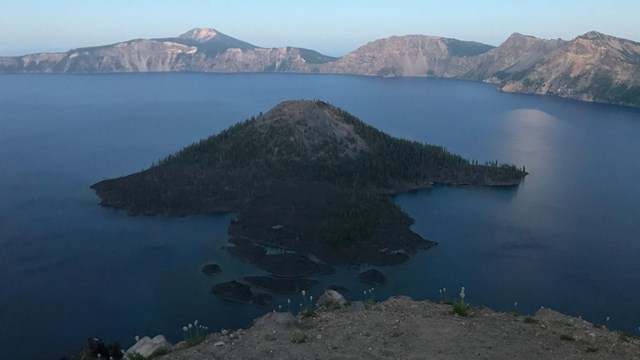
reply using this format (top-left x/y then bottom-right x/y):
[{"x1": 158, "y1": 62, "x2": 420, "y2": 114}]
[
  {"x1": 2, "y1": 27, "x2": 639, "y2": 107},
  {"x1": 91, "y1": 100, "x2": 526, "y2": 273}
]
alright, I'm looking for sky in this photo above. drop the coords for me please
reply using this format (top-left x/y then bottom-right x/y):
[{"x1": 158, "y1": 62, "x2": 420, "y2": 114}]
[{"x1": 1, "y1": 0, "x2": 638, "y2": 56}]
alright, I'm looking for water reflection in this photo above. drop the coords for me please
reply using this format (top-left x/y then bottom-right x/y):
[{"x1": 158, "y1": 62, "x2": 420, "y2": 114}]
[{"x1": 502, "y1": 108, "x2": 561, "y2": 175}]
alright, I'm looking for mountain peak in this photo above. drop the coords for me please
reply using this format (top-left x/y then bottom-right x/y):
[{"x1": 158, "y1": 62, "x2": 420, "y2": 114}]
[
  {"x1": 256, "y1": 100, "x2": 369, "y2": 158},
  {"x1": 576, "y1": 31, "x2": 640, "y2": 48},
  {"x1": 580, "y1": 31, "x2": 607, "y2": 39},
  {"x1": 504, "y1": 32, "x2": 538, "y2": 42},
  {"x1": 179, "y1": 28, "x2": 218, "y2": 42},
  {"x1": 578, "y1": 31, "x2": 610, "y2": 41}
]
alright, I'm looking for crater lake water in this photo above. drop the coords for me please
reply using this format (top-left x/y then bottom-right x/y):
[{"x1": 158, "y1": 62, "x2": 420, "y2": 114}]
[{"x1": 1, "y1": 73, "x2": 639, "y2": 360}]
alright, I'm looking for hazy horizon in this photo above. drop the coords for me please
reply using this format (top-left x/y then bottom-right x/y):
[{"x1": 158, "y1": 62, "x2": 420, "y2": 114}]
[{"x1": 1, "y1": 0, "x2": 639, "y2": 57}]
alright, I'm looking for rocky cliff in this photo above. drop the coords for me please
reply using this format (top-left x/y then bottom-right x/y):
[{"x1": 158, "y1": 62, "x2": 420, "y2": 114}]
[
  {"x1": 0, "y1": 28, "x2": 333, "y2": 74},
  {"x1": 464, "y1": 32, "x2": 567, "y2": 82},
  {"x1": 2, "y1": 27, "x2": 639, "y2": 107},
  {"x1": 319, "y1": 35, "x2": 490, "y2": 77},
  {"x1": 328, "y1": 31, "x2": 638, "y2": 107},
  {"x1": 499, "y1": 31, "x2": 640, "y2": 107}
]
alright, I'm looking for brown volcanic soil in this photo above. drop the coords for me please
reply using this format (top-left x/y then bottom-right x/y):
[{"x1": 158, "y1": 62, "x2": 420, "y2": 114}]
[{"x1": 161, "y1": 297, "x2": 640, "y2": 360}]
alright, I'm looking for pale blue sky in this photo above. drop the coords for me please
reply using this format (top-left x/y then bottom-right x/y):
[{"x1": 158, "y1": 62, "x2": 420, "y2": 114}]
[{"x1": 1, "y1": 0, "x2": 638, "y2": 56}]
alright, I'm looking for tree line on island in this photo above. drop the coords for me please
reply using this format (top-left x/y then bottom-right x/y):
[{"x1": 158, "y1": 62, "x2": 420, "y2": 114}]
[
  {"x1": 156, "y1": 104, "x2": 525, "y2": 193},
  {"x1": 92, "y1": 100, "x2": 526, "y2": 260}
]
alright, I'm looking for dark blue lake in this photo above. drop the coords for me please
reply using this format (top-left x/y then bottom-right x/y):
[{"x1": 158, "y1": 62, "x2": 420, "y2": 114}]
[{"x1": 1, "y1": 73, "x2": 639, "y2": 360}]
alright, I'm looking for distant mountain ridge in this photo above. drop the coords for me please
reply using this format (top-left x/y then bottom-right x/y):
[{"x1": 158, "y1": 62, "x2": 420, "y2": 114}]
[
  {"x1": 1, "y1": 27, "x2": 638, "y2": 107},
  {"x1": 498, "y1": 31, "x2": 640, "y2": 107}
]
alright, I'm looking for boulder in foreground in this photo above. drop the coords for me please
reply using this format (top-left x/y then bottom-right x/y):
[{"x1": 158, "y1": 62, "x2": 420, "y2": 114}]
[
  {"x1": 126, "y1": 335, "x2": 172, "y2": 358},
  {"x1": 316, "y1": 289, "x2": 348, "y2": 309}
]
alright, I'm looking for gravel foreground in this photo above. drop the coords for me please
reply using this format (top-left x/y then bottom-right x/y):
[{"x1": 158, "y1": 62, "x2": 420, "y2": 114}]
[{"x1": 161, "y1": 296, "x2": 640, "y2": 360}]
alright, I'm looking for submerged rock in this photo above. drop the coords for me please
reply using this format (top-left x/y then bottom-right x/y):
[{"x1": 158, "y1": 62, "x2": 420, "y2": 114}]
[
  {"x1": 243, "y1": 276, "x2": 317, "y2": 294},
  {"x1": 255, "y1": 254, "x2": 335, "y2": 277},
  {"x1": 226, "y1": 238, "x2": 335, "y2": 277},
  {"x1": 226, "y1": 238, "x2": 267, "y2": 263},
  {"x1": 201, "y1": 263, "x2": 221, "y2": 276},
  {"x1": 359, "y1": 269, "x2": 387, "y2": 286},
  {"x1": 211, "y1": 280, "x2": 273, "y2": 306}
]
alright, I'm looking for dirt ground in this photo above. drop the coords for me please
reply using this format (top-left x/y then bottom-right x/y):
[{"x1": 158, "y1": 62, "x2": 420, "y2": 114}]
[{"x1": 161, "y1": 296, "x2": 640, "y2": 360}]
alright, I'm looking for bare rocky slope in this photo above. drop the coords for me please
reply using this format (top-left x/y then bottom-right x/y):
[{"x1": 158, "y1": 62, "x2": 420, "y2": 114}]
[
  {"x1": 319, "y1": 33, "x2": 566, "y2": 80},
  {"x1": 319, "y1": 35, "x2": 483, "y2": 77},
  {"x1": 499, "y1": 31, "x2": 640, "y2": 107},
  {"x1": 1, "y1": 27, "x2": 638, "y2": 107},
  {"x1": 463, "y1": 33, "x2": 567, "y2": 82},
  {"x1": 155, "y1": 296, "x2": 640, "y2": 360}
]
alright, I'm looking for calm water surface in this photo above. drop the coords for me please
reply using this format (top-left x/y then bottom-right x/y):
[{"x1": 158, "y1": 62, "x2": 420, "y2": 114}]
[{"x1": 1, "y1": 74, "x2": 639, "y2": 360}]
